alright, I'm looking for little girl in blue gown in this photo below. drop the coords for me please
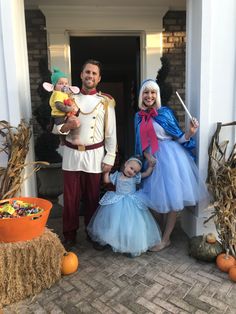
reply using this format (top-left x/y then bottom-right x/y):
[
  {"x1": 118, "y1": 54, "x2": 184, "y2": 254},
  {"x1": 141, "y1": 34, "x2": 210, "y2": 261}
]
[{"x1": 87, "y1": 157, "x2": 161, "y2": 256}]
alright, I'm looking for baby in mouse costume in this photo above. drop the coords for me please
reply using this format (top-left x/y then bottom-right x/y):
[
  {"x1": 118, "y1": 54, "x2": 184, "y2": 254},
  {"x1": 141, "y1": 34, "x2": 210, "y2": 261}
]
[{"x1": 43, "y1": 67, "x2": 80, "y2": 131}]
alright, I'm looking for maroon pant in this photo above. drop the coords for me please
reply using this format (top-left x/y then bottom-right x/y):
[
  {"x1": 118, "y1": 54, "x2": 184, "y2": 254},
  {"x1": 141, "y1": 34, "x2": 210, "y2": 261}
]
[{"x1": 63, "y1": 170, "x2": 101, "y2": 240}]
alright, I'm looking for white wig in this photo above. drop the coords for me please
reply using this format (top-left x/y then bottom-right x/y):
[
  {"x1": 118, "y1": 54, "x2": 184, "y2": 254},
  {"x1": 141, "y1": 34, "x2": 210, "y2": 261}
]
[{"x1": 138, "y1": 79, "x2": 161, "y2": 110}]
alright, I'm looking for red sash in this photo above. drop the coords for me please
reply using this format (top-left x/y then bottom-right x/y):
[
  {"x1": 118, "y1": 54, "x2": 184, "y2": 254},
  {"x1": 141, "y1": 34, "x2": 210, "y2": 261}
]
[{"x1": 138, "y1": 109, "x2": 158, "y2": 154}]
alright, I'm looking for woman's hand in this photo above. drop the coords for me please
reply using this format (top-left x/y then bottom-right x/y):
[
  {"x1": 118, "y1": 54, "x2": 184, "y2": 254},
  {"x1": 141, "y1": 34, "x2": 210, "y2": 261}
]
[
  {"x1": 143, "y1": 151, "x2": 156, "y2": 167},
  {"x1": 141, "y1": 159, "x2": 156, "y2": 178},
  {"x1": 190, "y1": 117, "x2": 199, "y2": 133},
  {"x1": 185, "y1": 117, "x2": 199, "y2": 140},
  {"x1": 148, "y1": 160, "x2": 156, "y2": 168},
  {"x1": 148, "y1": 156, "x2": 157, "y2": 167}
]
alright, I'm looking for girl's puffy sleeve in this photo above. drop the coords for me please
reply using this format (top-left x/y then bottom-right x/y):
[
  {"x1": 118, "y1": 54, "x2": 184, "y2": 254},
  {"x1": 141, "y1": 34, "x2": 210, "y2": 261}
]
[{"x1": 109, "y1": 171, "x2": 119, "y2": 185}]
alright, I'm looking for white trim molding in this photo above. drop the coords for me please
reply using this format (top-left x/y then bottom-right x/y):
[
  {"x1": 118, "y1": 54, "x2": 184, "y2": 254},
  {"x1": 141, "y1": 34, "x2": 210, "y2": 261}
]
[{"x1": 40, "y1": 4, "x2": 169, "y2": 80}]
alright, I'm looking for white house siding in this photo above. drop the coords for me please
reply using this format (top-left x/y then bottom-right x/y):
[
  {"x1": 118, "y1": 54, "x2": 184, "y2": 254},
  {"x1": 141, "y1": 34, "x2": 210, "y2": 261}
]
[
  {"x1": 181, "y1": 0, "x2": 236, "y2": 237},
  {"x1": 0, "y1": 0, "x2": 37, "y2": 196}
]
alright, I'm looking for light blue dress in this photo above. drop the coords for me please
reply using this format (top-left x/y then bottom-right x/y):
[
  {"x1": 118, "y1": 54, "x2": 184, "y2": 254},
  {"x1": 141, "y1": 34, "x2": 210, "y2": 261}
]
[
  {"x1": 136, "y1": 120, "x2": 210, "y2": 213},
  {"x1": 87, "y1": 171, "x2": 161, "y2": 256}
]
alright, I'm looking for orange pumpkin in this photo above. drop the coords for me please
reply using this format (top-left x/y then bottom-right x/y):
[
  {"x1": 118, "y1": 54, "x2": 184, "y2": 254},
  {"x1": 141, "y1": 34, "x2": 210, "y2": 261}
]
[
  {"x1": 216, "y1": 249, "x2": 236, "y2": 272},
  {"x1": 228, "y1": 265, "x2": 236, "y2": 282},
  {"x1": 206, "y1": 233, "x2": 217, "y2": 244},
  {"x1": 61, "y1": 252, "x2": 79, "y2": 275}
]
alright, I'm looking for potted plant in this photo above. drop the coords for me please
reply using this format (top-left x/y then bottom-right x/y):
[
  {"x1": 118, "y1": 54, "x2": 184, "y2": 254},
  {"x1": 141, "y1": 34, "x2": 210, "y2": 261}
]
[{"x1": 156, "y1": 56, "x2": 173, "y2": 106}]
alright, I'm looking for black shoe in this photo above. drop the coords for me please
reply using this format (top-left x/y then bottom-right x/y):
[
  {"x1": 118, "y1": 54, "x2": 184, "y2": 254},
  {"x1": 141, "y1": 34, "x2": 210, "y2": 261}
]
[
  {"x1": 62, "y1": 239, "x2": 77, "y2": 251},
  {"x1": 123, "y1": 253, "x2": 135, "y2": 258},
  {"x1": 86, "y1": 233, "x2": 93, "y2": 243},
  {"x1": 93, "y1": 242, "x2": 106, "y2": 251}
]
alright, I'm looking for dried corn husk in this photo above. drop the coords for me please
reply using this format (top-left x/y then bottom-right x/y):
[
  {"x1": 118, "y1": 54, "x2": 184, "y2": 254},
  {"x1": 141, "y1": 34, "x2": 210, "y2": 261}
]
[
  {"x1": 207, "y1": 121, "x2": 236, "y2": 257},
  {"x1": 0, "y1": 120, "x2": 48, "y2": 199}
]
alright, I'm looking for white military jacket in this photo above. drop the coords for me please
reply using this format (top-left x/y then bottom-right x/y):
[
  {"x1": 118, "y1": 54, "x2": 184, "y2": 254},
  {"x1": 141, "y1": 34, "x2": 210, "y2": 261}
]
[{"x1": 58, "y1": 89, "x2": 117, "y2": 173}]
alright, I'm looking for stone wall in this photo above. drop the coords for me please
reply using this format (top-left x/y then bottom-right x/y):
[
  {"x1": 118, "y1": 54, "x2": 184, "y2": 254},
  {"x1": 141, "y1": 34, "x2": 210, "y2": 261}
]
[
  {"x1": 163, "y1": 11, "x2": 186, "y2": 127},
  {"x1": 25, "y1": 10, "x2": 48, "y2": 136}
]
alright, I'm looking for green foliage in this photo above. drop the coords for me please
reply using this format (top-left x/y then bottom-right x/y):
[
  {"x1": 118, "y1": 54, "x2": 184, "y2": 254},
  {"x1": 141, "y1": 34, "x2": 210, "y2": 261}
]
[
  {"x1": 156, "y1": 56, "x2": 173, "y2": 105},
  {"x1": 34, "y1": 58, "x2": 62, "y2": 163}
]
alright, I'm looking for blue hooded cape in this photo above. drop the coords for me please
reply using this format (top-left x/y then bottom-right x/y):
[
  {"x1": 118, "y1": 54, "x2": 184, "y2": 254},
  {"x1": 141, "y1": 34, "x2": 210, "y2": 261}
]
[{"x1": 134, "y1": 106, "x2": 196, "y2": 158}]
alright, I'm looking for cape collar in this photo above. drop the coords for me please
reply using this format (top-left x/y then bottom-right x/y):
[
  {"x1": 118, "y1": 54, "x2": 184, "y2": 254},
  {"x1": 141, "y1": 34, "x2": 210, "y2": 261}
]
[{"x1": 80, "y1": 88, "x2": 97, "y2": 95}]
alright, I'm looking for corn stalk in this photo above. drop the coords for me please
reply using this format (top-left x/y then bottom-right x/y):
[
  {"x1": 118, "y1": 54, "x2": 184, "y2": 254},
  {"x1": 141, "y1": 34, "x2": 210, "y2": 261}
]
[
  {"x1": 0, "y1": 120, "x2": 48, "y2": 199},
  {"x1": 206, "y1": 121, "x2": 236, "y2": 256}
]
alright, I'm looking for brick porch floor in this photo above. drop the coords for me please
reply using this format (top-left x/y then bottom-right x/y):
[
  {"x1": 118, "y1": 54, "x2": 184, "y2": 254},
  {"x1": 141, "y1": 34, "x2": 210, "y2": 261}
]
[{"x1": 3, "y1": 216, "x2": 236, "y2": 314}]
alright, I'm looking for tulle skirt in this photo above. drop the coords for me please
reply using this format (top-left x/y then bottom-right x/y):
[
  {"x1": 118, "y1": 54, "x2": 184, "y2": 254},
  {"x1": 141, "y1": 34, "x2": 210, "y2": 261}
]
[
  {"x1": 87, "y1": 194, "x2": 161, "y2": 256},
  {"x1": 137, "y1": 140, "x2": 210, "y2": 213}
]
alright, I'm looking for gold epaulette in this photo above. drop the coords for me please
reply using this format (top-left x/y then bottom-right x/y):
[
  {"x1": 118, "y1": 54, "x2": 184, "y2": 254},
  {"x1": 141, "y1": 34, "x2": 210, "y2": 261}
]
[
  {"x1": 97, "y1": 91, "x2": 115, "y2": 108},
  {"x1": 97, "y1": 91, "x2": 113, "y2": 99},
  {"x1": 97, "y1": 91, "x2": 116, "y2": 136}
]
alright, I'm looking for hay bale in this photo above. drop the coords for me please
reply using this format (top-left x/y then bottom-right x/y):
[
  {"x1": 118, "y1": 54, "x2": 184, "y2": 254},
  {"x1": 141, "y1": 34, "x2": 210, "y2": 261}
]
[{"x1": 0, "y1": 228, "x2": 65, "y2": 307}]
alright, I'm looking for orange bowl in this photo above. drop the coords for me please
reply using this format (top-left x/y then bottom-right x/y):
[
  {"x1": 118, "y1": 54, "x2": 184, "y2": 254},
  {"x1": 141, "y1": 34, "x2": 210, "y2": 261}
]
[{"x1": 0, "y1": 197, "x2": 52, "y2": 243}]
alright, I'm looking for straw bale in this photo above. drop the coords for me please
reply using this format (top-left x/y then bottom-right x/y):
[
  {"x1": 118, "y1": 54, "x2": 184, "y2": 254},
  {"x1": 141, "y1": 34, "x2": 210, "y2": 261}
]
[{"x1": 0, "y1": 228, "x2": 65, "y2": 307}]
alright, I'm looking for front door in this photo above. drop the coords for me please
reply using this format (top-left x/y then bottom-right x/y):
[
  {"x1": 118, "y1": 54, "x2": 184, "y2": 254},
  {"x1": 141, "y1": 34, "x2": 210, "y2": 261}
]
[{"x1": 70, "y1": 36, "x2": 140, "y2": 162}]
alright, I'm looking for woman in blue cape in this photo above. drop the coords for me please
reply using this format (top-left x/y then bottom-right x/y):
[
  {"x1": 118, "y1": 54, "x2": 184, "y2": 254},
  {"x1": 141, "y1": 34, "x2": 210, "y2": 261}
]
[{"x1": 135, "y1": 79, "x2": 209, "y2": 252}]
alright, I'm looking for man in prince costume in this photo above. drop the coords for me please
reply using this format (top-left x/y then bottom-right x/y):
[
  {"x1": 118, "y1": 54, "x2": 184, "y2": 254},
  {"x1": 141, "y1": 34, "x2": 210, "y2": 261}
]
[
  {"x1": 135, "y1": 79, "x2": 209, "y2": 252},
  {"x1": 56, "y1": 60, "x2": 117, "y2": 248}
]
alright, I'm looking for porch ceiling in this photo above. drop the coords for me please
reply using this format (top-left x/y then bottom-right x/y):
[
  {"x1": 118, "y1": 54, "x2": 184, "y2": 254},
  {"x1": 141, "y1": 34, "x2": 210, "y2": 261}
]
[{"x1": 24, "y1": 0, "x2": 186, "y2": 10}]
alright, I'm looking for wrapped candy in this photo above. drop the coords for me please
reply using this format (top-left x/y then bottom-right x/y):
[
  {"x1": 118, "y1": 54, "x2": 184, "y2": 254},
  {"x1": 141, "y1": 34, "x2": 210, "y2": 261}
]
[{"x1": 0, "y1": 200, "x2": 43, "y2": 219}]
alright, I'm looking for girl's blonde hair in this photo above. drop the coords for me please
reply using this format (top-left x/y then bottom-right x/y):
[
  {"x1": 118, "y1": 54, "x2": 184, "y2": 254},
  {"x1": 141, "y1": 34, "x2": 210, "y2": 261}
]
[{"x1": 138, "y1": 79, "x2": 161, "y2": 110}]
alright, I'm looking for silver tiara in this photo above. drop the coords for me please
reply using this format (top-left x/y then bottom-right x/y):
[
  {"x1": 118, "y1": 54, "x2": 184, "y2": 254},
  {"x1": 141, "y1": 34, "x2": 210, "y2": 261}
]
[{"x1": 127, "y1": 157, "x2": 142, "y2": 167}]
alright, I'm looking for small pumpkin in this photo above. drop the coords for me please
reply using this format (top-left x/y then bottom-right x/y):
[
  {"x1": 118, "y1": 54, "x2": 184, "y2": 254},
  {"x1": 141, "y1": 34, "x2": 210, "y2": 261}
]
[
  {"x1": 206, "y1": 233, "x2": 217, "y2": 244},
  {"x1": 189, "y1": 234, "x2": 223, "y2": 262},
  {"x1": 228, "y1": 265, "x2": 236, "y2": 282},
  {"x1": 216, "y1": 249, "x2": 236, "y2": 272},
  {"x1": 61, "y1": 252, "x2": 79, "y2": 275}
]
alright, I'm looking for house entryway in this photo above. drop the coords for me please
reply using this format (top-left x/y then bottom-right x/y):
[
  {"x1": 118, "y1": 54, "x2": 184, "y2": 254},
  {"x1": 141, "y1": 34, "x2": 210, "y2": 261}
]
[{"x1": 70, "y1": 35, "x2": 141, "y2": 161}]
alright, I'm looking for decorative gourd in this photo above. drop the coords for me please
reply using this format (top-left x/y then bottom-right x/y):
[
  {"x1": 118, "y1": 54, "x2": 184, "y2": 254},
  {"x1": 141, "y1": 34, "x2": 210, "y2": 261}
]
[
  {"x1": 206, "y1": 233, "x2": 217, "y2": 244},
  {"x1": 228, "y1": 265, "x2": 236, "y2": 282},
  {"x1": 189, "y1": 234, "x2": 223, "y2": 262},
  {"x1": 216, "y1": 249, "x2": 236, "y2": 272},
  {"x1": 61, "y1": 252, "x2": 79, "y2": 275}
]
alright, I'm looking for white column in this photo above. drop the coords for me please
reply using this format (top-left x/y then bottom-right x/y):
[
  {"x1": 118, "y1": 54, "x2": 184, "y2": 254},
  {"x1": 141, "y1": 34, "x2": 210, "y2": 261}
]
[
  {"x1": 0, "y1": 0, "x2": 37, "y2": 196},
  {"x1": 47, "y1": 28, "x2": 164, "y2": 83},
  {"x1": 47, "y1": 32, "x2": 71, "y2": 80},
  {"x1": 144, "y1": 32, "x2": 163, "y2": 80},
  {"x1": 181, "y1": 0, "x2": 236, "y2": 237}
]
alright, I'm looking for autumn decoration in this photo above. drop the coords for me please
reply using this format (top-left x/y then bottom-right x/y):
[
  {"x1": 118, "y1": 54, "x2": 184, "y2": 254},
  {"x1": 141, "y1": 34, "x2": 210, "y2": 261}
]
[
  {"x1": 61, "y1": 251, "x2": 79, "y2": 275},
  {"x1": 206, "y1": 121, "x2": 236, "y2": 257},
  {"x1": 228, "y1": 265, "x2": 236, "y2": 282},
  {"x1": 0, "y1": 120, "x2": 48, "y2": 199},
  {"x1": 0, "y1": 228, "x2": 65, "y2": 306},
  {"x1": 216, "y1": 249, "x2": 236, "y2": 273},
  {"x1": 206, "y1": 233, "x2": 217, "y2": 244},
  {"x1": 189, "y1": 233, "x2": 223, "y2": 262}
]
